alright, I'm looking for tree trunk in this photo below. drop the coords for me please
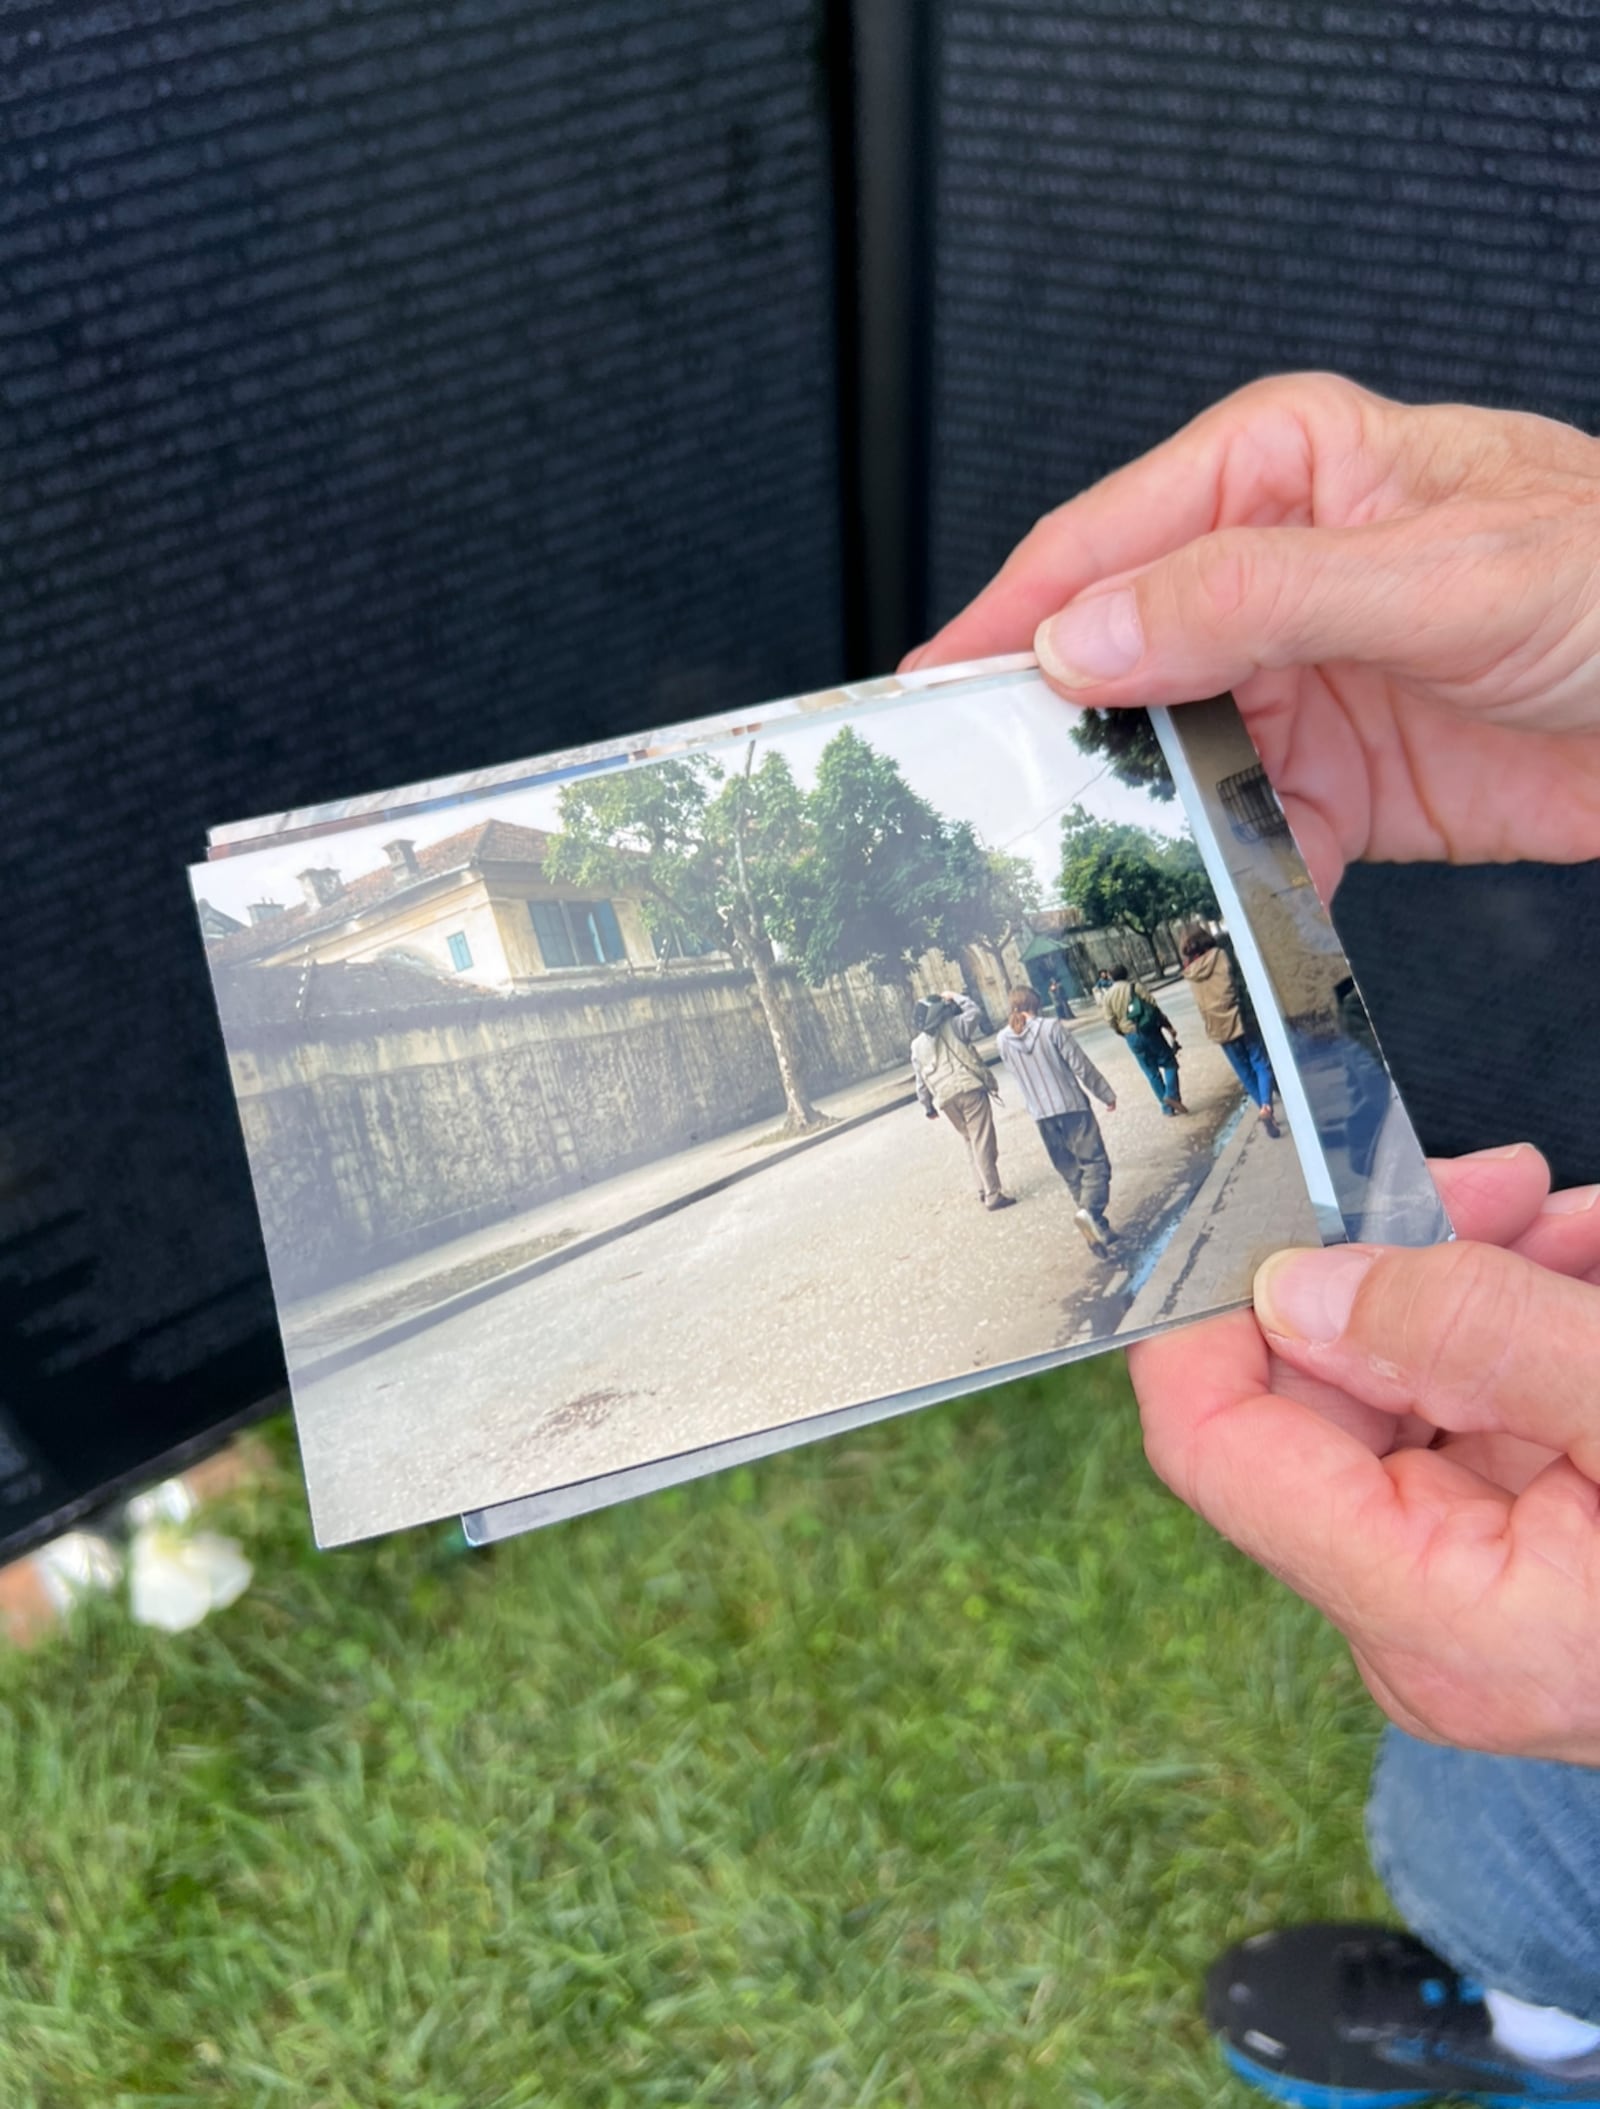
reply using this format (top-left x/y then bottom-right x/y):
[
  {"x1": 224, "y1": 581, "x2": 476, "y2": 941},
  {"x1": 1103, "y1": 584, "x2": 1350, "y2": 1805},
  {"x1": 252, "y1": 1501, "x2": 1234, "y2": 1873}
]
[
  {"x1": 728, "y1": 743, "x2": 825, "y2": 1133},
  {"x1": 743, "y1": 933, "x2": 826, "y2": 1133},
  {"x1": 978, "y1": 942, "x2": 1012, "y2": 1021}
]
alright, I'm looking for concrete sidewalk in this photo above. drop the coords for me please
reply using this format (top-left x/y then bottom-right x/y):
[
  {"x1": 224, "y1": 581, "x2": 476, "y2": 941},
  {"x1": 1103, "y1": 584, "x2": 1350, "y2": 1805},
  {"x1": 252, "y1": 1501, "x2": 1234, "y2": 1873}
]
[{"x1": 1121, "y1": 1106, "x2": 1322, "y2": 1335}]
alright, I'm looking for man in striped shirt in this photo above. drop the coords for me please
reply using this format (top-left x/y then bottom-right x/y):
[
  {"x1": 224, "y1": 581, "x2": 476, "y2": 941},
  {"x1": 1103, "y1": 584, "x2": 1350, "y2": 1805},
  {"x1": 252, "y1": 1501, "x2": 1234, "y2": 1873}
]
[{"x1": 996, "y1": 985, "x2": 1119, "y2": 1255}]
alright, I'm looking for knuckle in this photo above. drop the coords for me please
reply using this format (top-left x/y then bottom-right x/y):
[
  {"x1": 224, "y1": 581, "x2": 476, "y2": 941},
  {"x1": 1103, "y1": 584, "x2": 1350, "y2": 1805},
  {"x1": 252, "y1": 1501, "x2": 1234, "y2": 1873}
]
[
  {"x1": 1221, "y1": 369, "x2": 1365, "y2": 425},
  {"x1": 1131, "y1": 1382, "x2": 1189, "y2": 1497},
  {"x1": 1216, "y1": 371, "x2": 1381, "y2": 487},
  {"x1": 1375, "y1": 1242, "x2": 1535, "y2": 1424},
  {"x1": 1137, "y1": 1404, "x2": 1178, "y2": 1487},
  {"x1": 1297, "y1": 369, "x2": 1372, "y2": 414},
  {"x1": 1179, "y1": 534, "x2": 1284, "y2": 642}
]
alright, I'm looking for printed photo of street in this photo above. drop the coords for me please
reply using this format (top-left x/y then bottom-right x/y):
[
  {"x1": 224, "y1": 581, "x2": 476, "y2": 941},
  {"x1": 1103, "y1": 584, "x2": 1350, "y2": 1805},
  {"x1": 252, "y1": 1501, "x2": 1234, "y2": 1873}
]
[{"x1": 196, "y1": 672, "x2": 1325, "y2": 1544}]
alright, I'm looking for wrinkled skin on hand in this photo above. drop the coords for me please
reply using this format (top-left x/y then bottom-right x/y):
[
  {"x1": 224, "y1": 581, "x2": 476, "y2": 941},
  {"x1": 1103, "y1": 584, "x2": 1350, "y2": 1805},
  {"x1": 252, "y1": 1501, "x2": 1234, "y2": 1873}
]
[
  {"x1": 1132, "y1": 1147, "x2": 1600, "y2": 1763},
  {"x1": 909, "y1": 373, "x2": 1600, "y2": 898},
  {"x1": 908, "y1": 375, "x2": 1600, "y2": 1760}
]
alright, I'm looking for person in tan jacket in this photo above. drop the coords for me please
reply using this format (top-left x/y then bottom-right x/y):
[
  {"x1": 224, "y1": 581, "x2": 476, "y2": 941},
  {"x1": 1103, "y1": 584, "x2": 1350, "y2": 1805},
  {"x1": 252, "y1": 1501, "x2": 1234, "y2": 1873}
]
[
  {"x1": 1181, "y1": 932, "x2": 1279, "y2": 1137},
  {"x1": 911, "y1": 993, "x2": 1015, "y2": 1210}
]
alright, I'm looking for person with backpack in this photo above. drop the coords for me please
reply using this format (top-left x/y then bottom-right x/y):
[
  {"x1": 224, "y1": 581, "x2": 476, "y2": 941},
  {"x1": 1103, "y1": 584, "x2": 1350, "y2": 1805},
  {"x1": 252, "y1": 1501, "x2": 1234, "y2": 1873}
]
[
  {"x1": 1099, "y1": 963, "x2": 1188, "y2": 1116},
  {"x1": 910, "y1": 992, "x2": 1015, "y2": 1211}
]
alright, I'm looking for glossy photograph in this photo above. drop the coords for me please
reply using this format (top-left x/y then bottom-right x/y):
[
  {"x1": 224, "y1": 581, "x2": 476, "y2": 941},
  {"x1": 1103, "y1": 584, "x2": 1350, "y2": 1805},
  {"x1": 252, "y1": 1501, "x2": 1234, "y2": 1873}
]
[{"x1": 194, "y1": 663, "x2": 1445, "y2": 1545}]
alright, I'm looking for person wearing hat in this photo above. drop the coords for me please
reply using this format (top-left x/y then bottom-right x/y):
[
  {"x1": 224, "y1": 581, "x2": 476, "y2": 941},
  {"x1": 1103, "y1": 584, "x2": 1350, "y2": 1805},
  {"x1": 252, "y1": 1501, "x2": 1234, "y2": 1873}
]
[{"x1": 910, "y1": 991, "x2": 1014, "y2": 1211}]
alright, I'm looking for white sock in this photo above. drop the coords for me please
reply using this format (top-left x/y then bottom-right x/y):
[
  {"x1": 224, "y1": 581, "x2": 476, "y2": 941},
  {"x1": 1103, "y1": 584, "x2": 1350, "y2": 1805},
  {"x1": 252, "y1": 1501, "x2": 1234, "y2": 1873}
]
[{"x1": 1485, "y1": 1987, "x2": 1600, "y2": 2064}]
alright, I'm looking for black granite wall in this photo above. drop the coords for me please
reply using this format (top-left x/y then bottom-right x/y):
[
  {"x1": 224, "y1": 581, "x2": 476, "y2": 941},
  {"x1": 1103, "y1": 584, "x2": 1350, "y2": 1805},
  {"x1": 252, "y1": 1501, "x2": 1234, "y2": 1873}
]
[
  {"x1": 0, "y1": 0, "x2": 844, "y2": 1548},
  {"x1": 924, "y1": 0, "x2": 1600, "y2": 1188},
  {"x1": 928, "y1": 0, "x2": 1600, "y2": 609}
]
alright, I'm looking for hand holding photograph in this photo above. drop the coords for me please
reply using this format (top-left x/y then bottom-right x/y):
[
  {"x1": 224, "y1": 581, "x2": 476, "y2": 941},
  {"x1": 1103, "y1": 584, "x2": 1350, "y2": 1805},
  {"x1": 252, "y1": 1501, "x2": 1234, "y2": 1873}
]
[{"x1": 192, "y1": 657, "x2": 1450, "y2": 1546}]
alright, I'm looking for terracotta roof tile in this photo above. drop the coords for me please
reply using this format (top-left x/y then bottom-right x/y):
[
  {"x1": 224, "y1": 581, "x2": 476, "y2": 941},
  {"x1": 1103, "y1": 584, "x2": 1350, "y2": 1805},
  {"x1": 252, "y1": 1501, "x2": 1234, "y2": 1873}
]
[{"x1": 203, "y1": 818, "x2": 557, "y2": 966}]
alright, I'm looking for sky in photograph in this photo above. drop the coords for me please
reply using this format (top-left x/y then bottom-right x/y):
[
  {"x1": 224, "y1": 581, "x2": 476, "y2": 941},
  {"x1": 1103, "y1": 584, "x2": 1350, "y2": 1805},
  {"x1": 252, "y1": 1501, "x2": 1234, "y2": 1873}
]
[{"x1": 193, "y1": 677, "x2": 1190, "y2": 921}]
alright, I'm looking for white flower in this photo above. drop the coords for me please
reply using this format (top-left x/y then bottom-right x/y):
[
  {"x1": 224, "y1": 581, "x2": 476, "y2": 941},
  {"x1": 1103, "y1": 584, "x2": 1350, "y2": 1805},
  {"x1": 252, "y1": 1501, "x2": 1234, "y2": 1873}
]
[{"x1": 128, "y1": 1525, "x2": 253, "y2": 1633}]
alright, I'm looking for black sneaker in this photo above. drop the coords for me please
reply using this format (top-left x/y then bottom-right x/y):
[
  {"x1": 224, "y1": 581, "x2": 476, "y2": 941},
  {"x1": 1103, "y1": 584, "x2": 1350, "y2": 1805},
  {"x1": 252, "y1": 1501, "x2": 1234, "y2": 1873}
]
[{"x1": 1206, "y1": 1923, "x2": 1600, "y2": 2107}]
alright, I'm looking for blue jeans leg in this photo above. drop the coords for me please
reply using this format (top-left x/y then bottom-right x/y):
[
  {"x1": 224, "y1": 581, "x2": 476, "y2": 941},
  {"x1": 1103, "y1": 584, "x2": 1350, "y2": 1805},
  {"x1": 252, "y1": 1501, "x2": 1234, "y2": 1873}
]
[
  {"x1": 1222, "y1": 1031, "x2": 1275, "y2": 1107},
  {"x1": 1129, "y1": 1033, "x2": 1180, "y2": 1105},
  {"x1": 1129, "y1": 1033, "x2": 1174, "y2": 1104},
  {"x1": 1366, "y1": 1725, "x2": 1600, "y2": 2020}
]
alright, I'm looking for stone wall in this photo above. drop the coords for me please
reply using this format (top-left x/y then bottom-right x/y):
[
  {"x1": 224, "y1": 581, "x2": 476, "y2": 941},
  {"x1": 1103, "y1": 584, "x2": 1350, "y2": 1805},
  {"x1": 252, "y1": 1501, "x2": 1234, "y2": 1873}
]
[
  {"x1": 1169, "y1": 698, "x2": 1348, "y2": 1030},
  {"x1": 1051, "y1": 921, "x2": 1195, "y2": 993},
  {"x1": 230, "y1": 965, "x2": 918, "y2": 1296}
]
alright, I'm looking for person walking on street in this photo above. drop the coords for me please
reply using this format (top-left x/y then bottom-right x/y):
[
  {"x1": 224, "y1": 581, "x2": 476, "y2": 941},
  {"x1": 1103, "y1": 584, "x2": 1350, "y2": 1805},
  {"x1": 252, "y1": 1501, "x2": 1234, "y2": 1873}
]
[
  {"x1": 1048, "y1": 974, "x2": 1071, "y2": 1020},
  {"x1": 997, "y1": 985, "x2": 1119, "y2": 1255},
  {"x1": 1181, "y1": 932, "x2": 1280, "y2": 1137},
  {"x1": 1099, "y1": 962, "x2": 1188, "y2": 1116},
  {"x1": 911, "y1": 993, "x2": 1014, "y2": 1211}
]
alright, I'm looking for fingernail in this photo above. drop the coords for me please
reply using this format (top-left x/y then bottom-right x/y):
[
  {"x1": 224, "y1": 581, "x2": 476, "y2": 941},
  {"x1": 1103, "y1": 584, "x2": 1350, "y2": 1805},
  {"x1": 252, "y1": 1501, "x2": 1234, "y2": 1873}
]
[
  {"x1": 1254, "y1": 1245, "x2": 1378, "y2": 1345},
  {"x1": 898, "y1": 644, "x2": 927, "y2": 672},
  {"x1": 1542, "y1": 1184, "x2": 1600, "y2": 1216},
  {"x1": 1472, "y1": 1143, "x2": 1534, "y2": 1161},
  {"x1": 1036, "y1": 589, "x2": 1143, "y2": 687}
]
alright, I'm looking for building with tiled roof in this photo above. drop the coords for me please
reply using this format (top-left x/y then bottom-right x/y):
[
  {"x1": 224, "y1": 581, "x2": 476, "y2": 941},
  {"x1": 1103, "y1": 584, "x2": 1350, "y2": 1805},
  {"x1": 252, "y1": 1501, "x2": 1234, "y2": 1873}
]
[
  {"x1": 203, "y1": 818, "x2": 659, "y2": 988},
  {"x1": 195, "y1": 898, "x2": 246, "y2": 943}
]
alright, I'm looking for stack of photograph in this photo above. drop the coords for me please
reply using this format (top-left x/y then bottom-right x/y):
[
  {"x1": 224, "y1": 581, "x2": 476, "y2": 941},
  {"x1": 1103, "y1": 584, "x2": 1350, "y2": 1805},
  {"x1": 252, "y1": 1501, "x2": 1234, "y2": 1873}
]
[{"x1": 192, "y1": 658, "x2": 1449, "y2": 1547}]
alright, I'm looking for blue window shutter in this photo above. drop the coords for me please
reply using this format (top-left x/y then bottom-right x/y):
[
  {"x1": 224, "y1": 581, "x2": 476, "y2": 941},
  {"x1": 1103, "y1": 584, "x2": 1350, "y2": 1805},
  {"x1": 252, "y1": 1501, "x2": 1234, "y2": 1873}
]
[
  {"x1": 446, "y1": 931, "x2": 472, "y2": 971},
  {"x1": 528, "y1": 900, "x2": 577, "y2": 970},
  {"x1": 592, "y1": 899, "x2": 625, "y2": 962}
]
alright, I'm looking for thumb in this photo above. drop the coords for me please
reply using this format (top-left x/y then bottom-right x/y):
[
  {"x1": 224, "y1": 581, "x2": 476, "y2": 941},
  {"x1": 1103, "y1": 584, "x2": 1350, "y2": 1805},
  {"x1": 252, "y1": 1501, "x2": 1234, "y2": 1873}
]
[
  {"x1": 1253, "y1": 1240, "x2": 1600, "y2": 1474},
  {"x1": 1032, "y1": 519, "x2": 1470, "y2": 702}
]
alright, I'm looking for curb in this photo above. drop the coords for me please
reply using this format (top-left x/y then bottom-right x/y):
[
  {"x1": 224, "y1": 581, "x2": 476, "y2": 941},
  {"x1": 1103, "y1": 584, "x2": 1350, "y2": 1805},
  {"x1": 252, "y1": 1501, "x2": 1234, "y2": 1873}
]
[
  {"x1": 292, "y1": 1082, "x2": 929, "y2": 1386},
  {"x1": 1120, "y1": 1107, "x2": 1259, "y2": 1333}
]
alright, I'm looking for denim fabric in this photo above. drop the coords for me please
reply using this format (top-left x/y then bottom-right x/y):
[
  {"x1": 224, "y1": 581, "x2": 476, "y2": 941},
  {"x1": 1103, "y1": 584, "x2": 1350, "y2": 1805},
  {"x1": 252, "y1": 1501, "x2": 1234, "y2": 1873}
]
[
  {"x1": 1127, "y1": 1028, "x2": 1181, "y2": 1105},
  {"x1": 1366, "y1": 1726, "x2": 1600, "y2": 2021},
  {"x1": 1221, "y1": 1030, "x2": 1275, "y2": 1107}
]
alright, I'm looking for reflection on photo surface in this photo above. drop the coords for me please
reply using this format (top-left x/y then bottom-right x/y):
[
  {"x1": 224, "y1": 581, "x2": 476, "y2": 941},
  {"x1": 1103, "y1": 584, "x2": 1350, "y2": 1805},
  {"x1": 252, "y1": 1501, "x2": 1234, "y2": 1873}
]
[{"x1": 1155, "y1": 697, "x2": 1451, "y2": 1249}]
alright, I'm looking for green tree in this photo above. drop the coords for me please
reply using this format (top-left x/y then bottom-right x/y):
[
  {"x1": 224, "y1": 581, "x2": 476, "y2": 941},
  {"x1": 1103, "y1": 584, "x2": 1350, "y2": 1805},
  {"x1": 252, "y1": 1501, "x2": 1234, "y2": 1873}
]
[
  {"x1": 978, "y1": 845, "x2": 1043, "y2": 936},
  {"x1": 1069, "y1": 708, "x2": 1178, "y2": 802},
  {"x1": 935, "y1": 827, "x2": 1043, "y2": 1006},
  {"x1": 546, "y1": 749, "x2": 826, "y2": 1133},
  {"x1": 1057, "y1": 805, "x2": 1219, "y2": 960},
  {"x1": 1157, "y1": 833, "x2": 1224, "y2": 923},
  {"x1": 786, "y1": 727, "x2": 968, "y2": 985}
]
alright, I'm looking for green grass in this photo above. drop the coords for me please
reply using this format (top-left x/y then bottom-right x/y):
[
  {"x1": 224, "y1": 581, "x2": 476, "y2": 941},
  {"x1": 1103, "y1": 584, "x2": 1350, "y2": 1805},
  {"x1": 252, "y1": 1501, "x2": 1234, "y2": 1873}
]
[{"x1": 0, "y1": 1358, "x2": 1389, "y2": 2108}]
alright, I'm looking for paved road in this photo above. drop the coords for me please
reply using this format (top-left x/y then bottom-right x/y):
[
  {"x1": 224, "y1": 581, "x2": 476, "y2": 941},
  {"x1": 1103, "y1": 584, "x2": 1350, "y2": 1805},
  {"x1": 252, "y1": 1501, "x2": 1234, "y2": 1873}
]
[{"x1": 295, "y1": 986, "x2": 1309, "y2": 1543}]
